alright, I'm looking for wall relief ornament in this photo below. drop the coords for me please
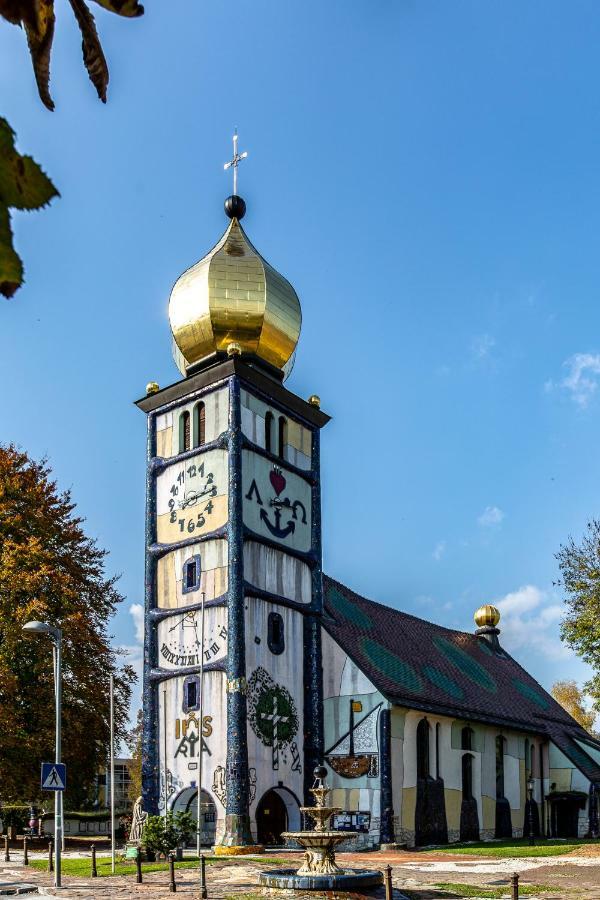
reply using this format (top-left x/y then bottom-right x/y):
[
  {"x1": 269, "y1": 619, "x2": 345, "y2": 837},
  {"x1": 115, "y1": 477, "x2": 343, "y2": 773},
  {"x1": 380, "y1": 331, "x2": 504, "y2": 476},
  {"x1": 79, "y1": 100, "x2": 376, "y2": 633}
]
[{"x1": 247, "y1": 667, "x2": 299, "y2": 771}]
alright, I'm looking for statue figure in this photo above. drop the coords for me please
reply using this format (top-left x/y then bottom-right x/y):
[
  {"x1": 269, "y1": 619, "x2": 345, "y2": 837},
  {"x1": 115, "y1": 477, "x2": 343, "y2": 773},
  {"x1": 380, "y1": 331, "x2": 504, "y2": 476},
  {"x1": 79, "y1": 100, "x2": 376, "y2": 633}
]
[{"x1": 128, "y1": 797, "x2": 148, "y2": 845}]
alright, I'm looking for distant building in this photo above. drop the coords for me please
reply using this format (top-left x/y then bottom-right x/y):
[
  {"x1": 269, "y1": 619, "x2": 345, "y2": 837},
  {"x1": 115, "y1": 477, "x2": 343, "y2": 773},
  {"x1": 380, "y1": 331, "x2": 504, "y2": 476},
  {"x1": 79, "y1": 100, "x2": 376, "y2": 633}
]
[
  {"x1": 138, "y1": 184, "x2": 600, "y2": 849},
  {"x1": 96, "y1": 758, "x2": 133, "y2": 810}
]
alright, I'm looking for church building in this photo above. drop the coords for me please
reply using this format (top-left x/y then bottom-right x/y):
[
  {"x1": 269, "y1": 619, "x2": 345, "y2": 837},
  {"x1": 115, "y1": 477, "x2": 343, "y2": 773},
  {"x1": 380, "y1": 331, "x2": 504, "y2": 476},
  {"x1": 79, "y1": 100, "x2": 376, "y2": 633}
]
[{"x1": 137, "y1": 170, "x2": 600, "y2": 850}]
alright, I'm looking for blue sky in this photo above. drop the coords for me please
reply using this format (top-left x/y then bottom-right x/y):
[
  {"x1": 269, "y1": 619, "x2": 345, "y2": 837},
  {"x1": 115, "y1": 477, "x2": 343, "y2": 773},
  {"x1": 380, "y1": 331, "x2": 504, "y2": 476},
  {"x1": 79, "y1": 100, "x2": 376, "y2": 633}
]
[{"x1": 2, "y1": 1, "x2": 600, "y2": 717}]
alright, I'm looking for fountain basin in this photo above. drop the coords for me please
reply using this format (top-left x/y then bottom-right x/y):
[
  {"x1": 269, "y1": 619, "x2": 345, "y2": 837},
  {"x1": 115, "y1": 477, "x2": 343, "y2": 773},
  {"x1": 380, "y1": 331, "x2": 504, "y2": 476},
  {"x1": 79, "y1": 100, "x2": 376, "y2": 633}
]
[{"x1": 259, "y1": 868, "x2": 384, "y2": 891}]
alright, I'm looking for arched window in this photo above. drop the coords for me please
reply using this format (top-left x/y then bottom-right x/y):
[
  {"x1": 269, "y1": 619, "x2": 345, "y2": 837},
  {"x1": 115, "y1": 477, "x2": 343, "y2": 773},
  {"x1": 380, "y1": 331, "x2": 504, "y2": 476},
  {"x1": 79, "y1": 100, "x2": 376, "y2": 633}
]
[
  {"x1": 496, "y1": 735, "x2": 505, "y2": 799},
  {"x1": 462, "y1": 753, "x2": 474, "y2": 801},
  {"x1": 267, "y1": 612, "x2": 285, "y2": 654},
  {"x1": 416, "y1": 718, "x2": 430, "y2": 780},
  {"x1": 179, "y1": 411, "x2": 191, "y2": 452},
  {"x1": 265, "y1": 411, "x2": 274, "y2": 454},
  {"x1": 194, "y1": 402, "x2": 206, "y2": 447},
  {"x1": 462, "y1": 726, "x2": 473, "y2": 751},
  {"x1": 278, "y1": 416, "x2": 287, "y2": 460},
  {"x1": 530, "y1": 743, "x2": 535, "y2": 777}
]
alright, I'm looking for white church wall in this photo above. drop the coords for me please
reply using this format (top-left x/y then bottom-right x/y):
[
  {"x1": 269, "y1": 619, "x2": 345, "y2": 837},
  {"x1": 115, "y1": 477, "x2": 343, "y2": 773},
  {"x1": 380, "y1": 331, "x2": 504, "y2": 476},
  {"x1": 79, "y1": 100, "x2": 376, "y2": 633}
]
[
  {"x1": 321, "y1": 630, "x2": 382, "y2": 848},
  {"x1": 244, "y1": 597, "x2": 305, "y2": 837},
  {"x1": 243, "y1": 540, "x2": 311, "y2": 603}
]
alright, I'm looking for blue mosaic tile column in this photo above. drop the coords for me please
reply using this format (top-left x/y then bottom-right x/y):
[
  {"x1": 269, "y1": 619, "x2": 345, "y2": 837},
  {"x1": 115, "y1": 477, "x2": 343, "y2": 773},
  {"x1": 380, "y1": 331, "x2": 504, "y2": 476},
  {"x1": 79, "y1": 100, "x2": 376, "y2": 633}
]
[
  {"x1": 221, "y1": 375, "x2": 253, "y2": 846},
  {"x1": 304, "y1": 425, "x2": 324, "y2": 803},
  {"x1": 142, "y1": 412, "x2": 159, "y2": 814},
  {"x1": 379, "y1": 707, "x2": 395, "y2": 845}
]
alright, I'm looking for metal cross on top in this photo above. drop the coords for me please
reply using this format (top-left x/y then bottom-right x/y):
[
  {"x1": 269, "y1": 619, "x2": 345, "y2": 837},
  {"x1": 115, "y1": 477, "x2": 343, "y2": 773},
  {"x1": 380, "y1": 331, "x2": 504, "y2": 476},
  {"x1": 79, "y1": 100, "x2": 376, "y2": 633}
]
[{"x1": 223, "y1": 129, "x2": 248, "y2": 196}]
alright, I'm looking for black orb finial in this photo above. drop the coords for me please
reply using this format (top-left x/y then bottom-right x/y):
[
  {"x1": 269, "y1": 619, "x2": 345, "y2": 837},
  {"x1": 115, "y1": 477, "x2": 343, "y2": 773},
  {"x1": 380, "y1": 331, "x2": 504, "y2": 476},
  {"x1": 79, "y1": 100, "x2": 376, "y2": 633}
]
[
  {"x1": 313, "y1": 765, "x2": 327, "y2": 781},
  {"x1": 225, "y1": 195, "x2": 246, "y2": 220}
]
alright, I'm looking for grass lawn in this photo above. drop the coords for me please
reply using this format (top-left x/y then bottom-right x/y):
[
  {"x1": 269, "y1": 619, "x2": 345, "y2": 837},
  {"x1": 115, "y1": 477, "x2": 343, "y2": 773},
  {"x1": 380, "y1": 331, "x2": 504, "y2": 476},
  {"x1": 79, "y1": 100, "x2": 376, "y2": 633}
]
[
  {"x1": 29, "y1": 855, "x2": 288, "y2": 878},
  {"x1": 434, "y1": 883, "x2": 559, "y2": 898},
  {"x1": 422, "y1": 839, "x2": 600, "y2": 858}
]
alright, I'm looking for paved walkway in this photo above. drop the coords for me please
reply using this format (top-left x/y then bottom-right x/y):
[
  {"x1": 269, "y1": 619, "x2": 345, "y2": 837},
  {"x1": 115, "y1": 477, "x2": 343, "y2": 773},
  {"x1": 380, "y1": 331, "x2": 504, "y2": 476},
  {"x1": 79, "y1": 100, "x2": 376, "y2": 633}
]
[{"x1": 1, "y1": 847, "x2": 600, "y2": 898}]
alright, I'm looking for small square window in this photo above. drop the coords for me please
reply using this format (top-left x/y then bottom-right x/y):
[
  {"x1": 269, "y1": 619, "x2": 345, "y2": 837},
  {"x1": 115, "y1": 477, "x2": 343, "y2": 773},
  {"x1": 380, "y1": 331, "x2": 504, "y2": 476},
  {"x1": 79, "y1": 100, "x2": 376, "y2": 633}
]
[
  {"x1": 182, "y1": 555, "x2": 201, "y2": 594},
  {"x1": 183, "y1": 675, "x2": 200, "y2": 713}
]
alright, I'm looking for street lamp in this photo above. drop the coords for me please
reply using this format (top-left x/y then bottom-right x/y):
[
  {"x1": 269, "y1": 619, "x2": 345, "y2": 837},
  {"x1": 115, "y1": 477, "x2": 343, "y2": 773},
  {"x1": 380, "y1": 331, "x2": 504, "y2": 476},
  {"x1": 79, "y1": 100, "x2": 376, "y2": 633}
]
[
  {"x1": 22, "y1": 621, "x2": 63, "y2": 888},
  {"x1": 527, "y1": 775, "x2": 535, "y2": 846}
]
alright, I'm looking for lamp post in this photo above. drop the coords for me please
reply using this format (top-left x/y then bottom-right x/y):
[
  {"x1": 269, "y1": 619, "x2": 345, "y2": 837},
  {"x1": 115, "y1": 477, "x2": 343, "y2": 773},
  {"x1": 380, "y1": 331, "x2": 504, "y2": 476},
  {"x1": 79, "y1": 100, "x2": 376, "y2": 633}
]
[
  {"x1": 196, "y1": 592, "x2": 207, "y2": 899},
  {"x1": 527, "y1": 775, "x2": 535, "y2": 846},
  {"x1": 22, "y1": 621, "x2": 63, "y2": 888}
]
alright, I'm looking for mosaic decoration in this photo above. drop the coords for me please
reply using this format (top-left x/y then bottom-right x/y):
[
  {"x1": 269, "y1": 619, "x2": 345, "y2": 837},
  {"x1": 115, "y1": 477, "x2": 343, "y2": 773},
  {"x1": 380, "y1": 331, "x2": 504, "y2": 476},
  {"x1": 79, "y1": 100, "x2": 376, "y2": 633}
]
[
  {"x1": 212, "y1": 765, "x2": 257, "y2": 807},
  {"x1": 513, "y1": 679, "x2": 549, "y2": 710},
  {"x1": 422, "y1": 664, "x2": 465, "y2": 700},
  {"x1": 247, "y1": 667, "x2": 299, "y2": 770},
  {"x1": 326, "y1": 585, "x2": 372, "y2": 629},
  {"x1": 432, "y1": 635, "x2": 497, "y2": 693},
  {"x1": 360, "y1": 637, "x2": 424, "y2": 693},
  {"x1": 326, "y1": 701, "x2": 381, "y2": 779}
]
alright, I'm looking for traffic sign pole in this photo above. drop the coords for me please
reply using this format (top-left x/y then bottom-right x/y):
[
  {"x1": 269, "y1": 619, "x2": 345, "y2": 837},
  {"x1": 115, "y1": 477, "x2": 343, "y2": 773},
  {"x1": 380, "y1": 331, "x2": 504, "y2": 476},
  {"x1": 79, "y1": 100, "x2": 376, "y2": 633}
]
[{"x1": 53, "y1": 635, "x2": 62, "y2": 888}]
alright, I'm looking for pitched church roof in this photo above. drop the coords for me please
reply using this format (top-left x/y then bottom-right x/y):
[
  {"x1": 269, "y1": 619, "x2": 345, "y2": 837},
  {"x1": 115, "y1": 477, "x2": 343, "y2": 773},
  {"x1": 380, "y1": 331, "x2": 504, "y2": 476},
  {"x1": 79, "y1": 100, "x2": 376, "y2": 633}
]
[{"x1": 323, "y1": 575, "x2": 600, "y2": 783}]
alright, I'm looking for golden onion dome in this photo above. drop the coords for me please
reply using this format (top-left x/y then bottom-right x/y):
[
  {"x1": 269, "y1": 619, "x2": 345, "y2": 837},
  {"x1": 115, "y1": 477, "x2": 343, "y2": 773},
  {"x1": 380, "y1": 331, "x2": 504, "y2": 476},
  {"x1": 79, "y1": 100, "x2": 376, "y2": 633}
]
[
  {"x1": 169, "y1": 197, "x2": 301, "y2": 378},
  {"x1": 474, "y1": 604, "x2": 501, "y2": 629}
]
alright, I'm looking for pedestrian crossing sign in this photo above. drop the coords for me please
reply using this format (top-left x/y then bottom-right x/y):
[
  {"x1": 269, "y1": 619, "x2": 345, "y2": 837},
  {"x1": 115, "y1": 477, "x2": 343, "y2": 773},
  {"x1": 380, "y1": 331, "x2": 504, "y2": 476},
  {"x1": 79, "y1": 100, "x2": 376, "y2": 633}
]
[{"x1": 41, "y1": 762, "x2": 66, "y2": 791}]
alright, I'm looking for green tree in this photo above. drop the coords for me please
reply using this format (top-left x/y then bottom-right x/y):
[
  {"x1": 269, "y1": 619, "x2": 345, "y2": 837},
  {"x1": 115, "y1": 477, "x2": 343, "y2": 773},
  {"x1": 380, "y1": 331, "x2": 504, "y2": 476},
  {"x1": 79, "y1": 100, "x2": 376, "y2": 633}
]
[
  {"x1": 556, "y1": 519, "x2": 600, "y2": 711},
  {"x1": 0, "y1": 444, "x2": 135, "y2": 806},
  {"x1": 551, "y1": 680, "x2": 597, "y2": 735},
  {"x1": 0, "y1": 0, "x2": 143, "y2": 297},
  {"x1": 126, "y1": 707, "x2": 143, "y2": 804}
]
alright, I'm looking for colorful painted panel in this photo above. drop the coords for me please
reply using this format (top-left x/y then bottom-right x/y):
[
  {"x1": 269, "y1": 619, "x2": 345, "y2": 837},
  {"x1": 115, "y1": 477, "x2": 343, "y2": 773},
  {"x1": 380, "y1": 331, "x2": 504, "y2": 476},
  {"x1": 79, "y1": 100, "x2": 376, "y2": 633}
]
[
  {"x1": 240, "y1": 388, "x2": 311, "y2": 470},
  {"x1": 243, "y1": 540, "x2": 311, "y2": 603},
  {"x1": 155, "y1": 387, "x2": 229, "y2": 459},
  {"x1": 242, "y1": 450, "x2": 311, "y2": 552},
  {"x1": 157, "y1": 540, "x2": 228, "y2": 609},
  {"x1": 156, "y1": 450, "x2": 228, "y2": 544},
  {"x1": 157, "y1": 605, "x2": 227, "y2": 670}
]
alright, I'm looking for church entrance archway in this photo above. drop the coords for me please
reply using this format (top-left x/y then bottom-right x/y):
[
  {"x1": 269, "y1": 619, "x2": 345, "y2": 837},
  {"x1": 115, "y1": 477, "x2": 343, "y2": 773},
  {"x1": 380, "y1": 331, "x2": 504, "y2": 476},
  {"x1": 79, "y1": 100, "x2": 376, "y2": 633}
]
[
  {"x1": 171, "y1": 787, "x2": 217, "y2": 847},
  {"x1": 256, "y1": 788, "x2": 300, "y2": 846},
  {"x1": 549, "y1": 792, "x2": 586, "y2": 838}
]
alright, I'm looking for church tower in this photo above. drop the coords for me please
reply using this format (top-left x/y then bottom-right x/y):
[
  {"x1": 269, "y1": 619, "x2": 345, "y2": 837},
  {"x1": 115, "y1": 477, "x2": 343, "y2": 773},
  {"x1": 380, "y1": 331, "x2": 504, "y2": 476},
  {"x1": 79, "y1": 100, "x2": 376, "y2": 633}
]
[{"x1": 136, "y1": 152, "x2": 329, "y2": 849}]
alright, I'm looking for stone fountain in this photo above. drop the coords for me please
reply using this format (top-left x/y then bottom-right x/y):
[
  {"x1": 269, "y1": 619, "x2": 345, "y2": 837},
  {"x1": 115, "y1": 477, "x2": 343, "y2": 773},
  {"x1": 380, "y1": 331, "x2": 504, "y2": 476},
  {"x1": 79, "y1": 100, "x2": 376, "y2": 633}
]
[{"x1": 259, "y1": 766, "x2": 383, "y2": 891}]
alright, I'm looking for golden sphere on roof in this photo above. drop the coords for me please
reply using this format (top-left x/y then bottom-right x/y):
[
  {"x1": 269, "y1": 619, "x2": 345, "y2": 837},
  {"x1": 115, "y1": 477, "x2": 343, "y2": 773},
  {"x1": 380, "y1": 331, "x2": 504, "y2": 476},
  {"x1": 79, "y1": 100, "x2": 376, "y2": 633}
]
[
  {"x1": 146, "y1": 382, "x2": 160, "y2": 395},
  {"x1": 168, "y1": 206, "x2": 301, "y2": 378},
  {"x1": 474, "y1": 604, "x2": 501, "y2": 628},
  {"x1": 308, "y1": 394, "x2": 321, "y2": 408}
]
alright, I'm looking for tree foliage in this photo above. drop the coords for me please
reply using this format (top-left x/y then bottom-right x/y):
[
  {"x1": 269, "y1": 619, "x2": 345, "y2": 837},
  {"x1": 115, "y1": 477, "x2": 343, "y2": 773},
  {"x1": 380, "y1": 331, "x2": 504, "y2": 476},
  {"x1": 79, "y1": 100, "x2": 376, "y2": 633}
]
[
  {"x1": 0, "y1": 0, "x2": 143, "y2": 111},
  {"x1": 0, "y1": 0, "x2": 143, "y2": 297},
  {"x1": 0, "y1": 118, "x2": 59, "y2": 298},
  {"x1": 551, "y1": 679, "x2": 597, "y2": 735},
  {"x1": 556, "y1": 519, "x2": 600, "y2": 711},
  {"x1": 0, "y1": 445, "x2": 135, "y2": 806},
  {"x1": 126, "y1": 707, "x2": 142, "y2": 804}
]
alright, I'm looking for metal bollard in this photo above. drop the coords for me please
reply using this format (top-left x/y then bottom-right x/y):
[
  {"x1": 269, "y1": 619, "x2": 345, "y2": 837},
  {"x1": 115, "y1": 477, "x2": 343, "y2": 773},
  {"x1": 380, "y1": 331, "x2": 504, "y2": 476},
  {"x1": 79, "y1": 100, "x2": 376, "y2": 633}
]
[
  {"x1": 135, "y1": 848, "x2": 143, "y2": 883},
  {"x1": 91, "y1": 843, "x2": 97, "y2": 877},
  {"x1": 384, "y1": 864, "x2": 393, "y2": 900},
  {"x1": 23, "y1": 835, "x2": 29, "y2": 866},
  {"x1": 4, "y1": 835, "x2": 9, "y2": 862},
  {"x1": 200, "y1": 853, "x2": 207, "y2": 899},
  {"x1": 169, "y1": 852, "x2": 176, "y2": 892},
  {"x1": 511, "y1": 872, "x2": 519, "y2": 900},
  {"x1": 48, "y1": 839, "x2": 54, "y2": 873}
]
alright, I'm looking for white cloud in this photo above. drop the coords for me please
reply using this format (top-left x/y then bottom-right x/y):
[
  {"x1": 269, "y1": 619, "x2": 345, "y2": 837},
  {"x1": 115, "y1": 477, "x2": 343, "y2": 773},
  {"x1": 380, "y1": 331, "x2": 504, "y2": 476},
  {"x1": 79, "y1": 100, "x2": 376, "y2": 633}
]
[
  {"x1": 130, "y1": 603, "x2": 144, "y2": 644},
  {"x1": 432, "y1": 540, "x2": 446, "y2": 561},
  {"x1": 549, "y1": 353, "x2": 600, "y2": 408},
  {"x1": 477, "y1": 505, "x2": 505, "y2": 527},
  {"x1": 493, "y1": 584, "x2": 571, "y2": 660},
  {"x1": 471, "y1": 333, "x2": 495, "y2": 361}
]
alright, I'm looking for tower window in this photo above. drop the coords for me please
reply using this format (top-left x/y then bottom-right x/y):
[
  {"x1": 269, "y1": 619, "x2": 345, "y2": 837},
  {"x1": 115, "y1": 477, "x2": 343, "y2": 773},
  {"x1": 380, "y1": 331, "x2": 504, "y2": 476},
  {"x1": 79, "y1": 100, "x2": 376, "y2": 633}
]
[
  {"x1": 267, "y1": 611, "x2": 285, "y2": 654},
  {"x1": 179, "y1": 411, "x2": 191, "y2": 453},
  {"x1": 194, "y1": 402, "x2": 206, "y2": 448},
  {"x1": 182, "y1": 555, "x2": 201, "y2": 594},
  {"x1": 278, "y1": 416, "x2": 287, "y2": 459},
  {"x1": 416, "y1": 717, "x2": 430, "y2": 779},
  {"x1": 265, "y1": 411, "x2": 274, "y2": 454},
  {"x1": 183, "y1": 675, "x2": 200, "y2": 713}
]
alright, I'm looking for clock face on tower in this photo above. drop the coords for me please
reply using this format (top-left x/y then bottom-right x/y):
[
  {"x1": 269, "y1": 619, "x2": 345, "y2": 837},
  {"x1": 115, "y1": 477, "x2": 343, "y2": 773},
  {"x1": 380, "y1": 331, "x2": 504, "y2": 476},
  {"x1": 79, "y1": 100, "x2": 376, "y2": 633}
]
[
  {"x1": 156, "y1": 449, "x2": 228, "y2": 544},
  {"x1": 157, "y1": 606, "x2": 228, "y2": 669}
]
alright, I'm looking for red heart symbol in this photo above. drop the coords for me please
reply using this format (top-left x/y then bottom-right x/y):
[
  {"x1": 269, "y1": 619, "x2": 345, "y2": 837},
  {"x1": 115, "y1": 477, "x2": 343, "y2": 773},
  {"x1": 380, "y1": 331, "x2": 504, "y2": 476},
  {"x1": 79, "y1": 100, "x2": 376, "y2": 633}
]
[{"x1": 270, "y1": 469, "x2": 286, "y2": 496}]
